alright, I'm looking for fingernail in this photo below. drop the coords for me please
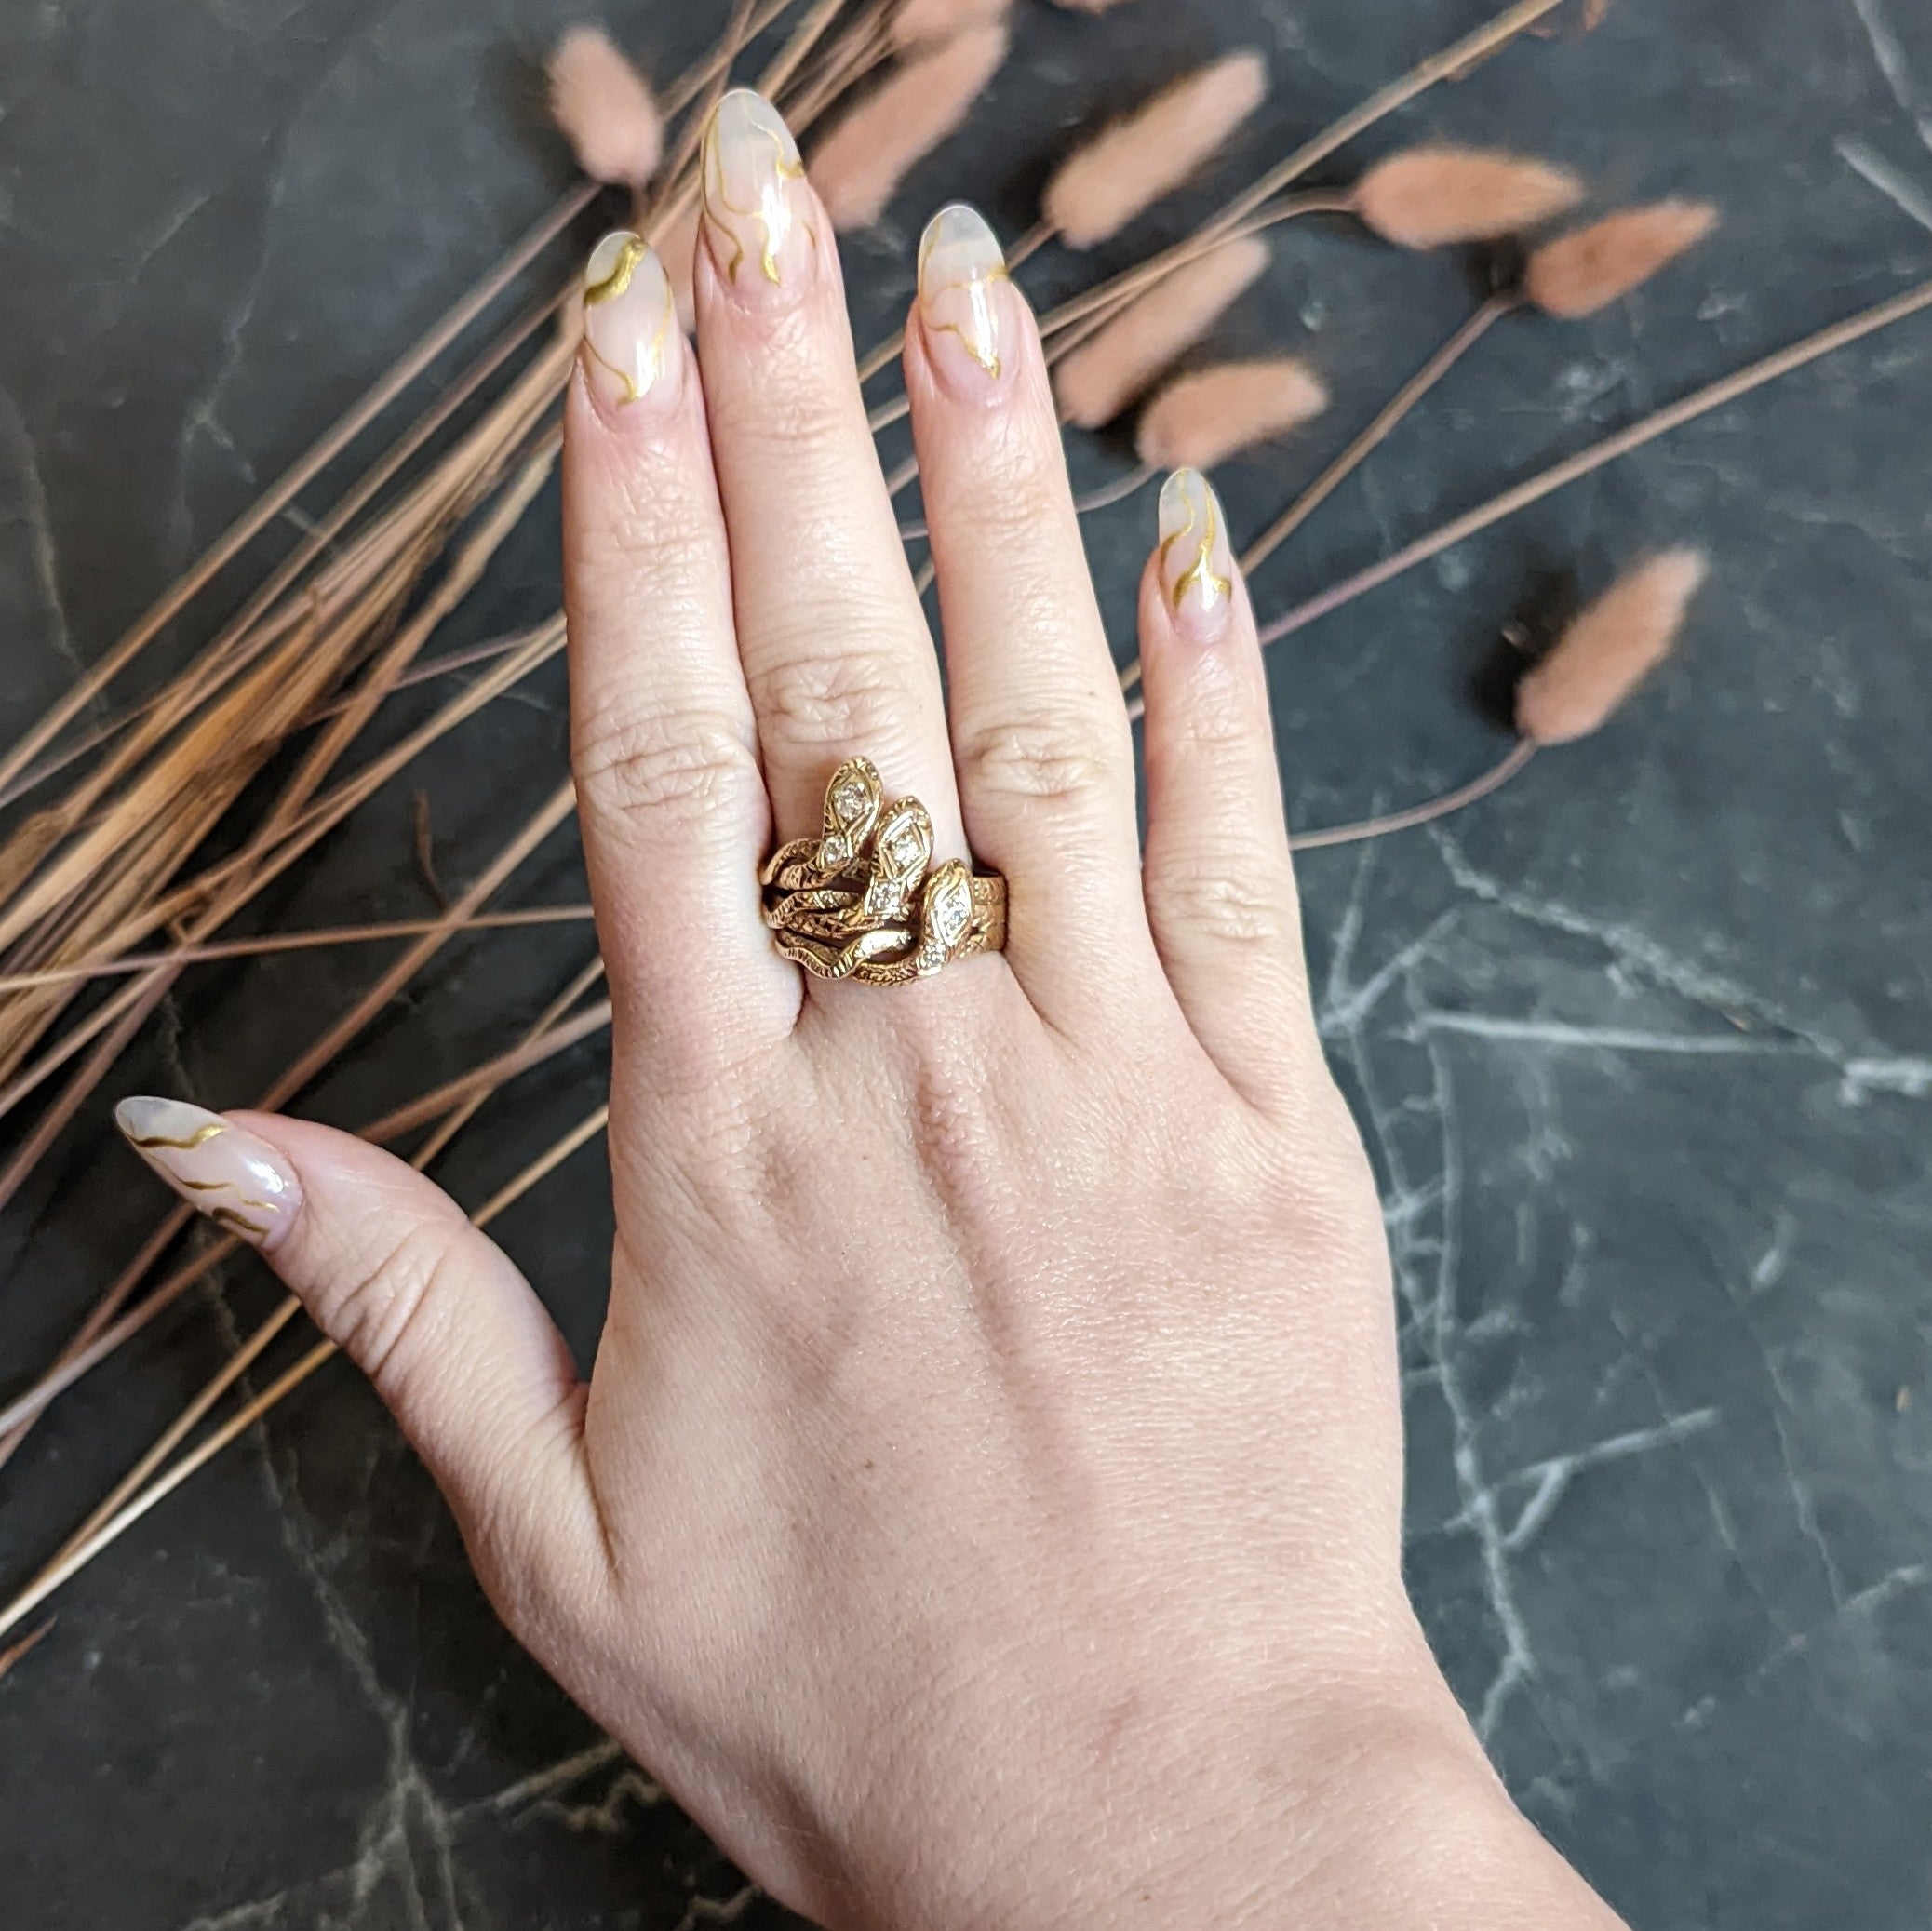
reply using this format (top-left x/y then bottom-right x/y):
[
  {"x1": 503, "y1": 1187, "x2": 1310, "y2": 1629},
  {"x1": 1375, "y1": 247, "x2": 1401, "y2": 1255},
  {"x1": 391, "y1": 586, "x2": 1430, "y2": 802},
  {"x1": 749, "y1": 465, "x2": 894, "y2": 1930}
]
[
  {"x1": 1157, "y1": 468, "x2": 1237, "y2": 642},
  {"x1": 114, "y1": 1097, "x2": 301, "y2": 1250},
  {"x1": 917, "y1": 203, "x2": 1010, "y2": 393},
  {"x1": 580, "y1": 230, "x2": 679, "y2": 411},
  {"x1": 700, "y1": 88, "x2": 815, "y2": 301}
]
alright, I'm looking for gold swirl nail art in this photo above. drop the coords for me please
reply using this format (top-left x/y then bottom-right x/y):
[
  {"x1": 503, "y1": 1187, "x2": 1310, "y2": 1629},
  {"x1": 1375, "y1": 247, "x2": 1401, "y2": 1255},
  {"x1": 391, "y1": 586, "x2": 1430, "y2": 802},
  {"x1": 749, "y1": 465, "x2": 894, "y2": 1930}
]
[
  {"x1": 700, "y1": 88, "x2": 812, "y2": 289},
  {"x1": 918, "y1": 203, "x2": 1009, "y2": 381},
  {"x1": 114, "y1": 1097, "x2": 302, "y2": 1247},
  {"x1": 1158, "y1": 468, "x2": 1235, "y2": 632},
  {"x1": 580, "y1": 230, "x2": 676, "y2": 407}
]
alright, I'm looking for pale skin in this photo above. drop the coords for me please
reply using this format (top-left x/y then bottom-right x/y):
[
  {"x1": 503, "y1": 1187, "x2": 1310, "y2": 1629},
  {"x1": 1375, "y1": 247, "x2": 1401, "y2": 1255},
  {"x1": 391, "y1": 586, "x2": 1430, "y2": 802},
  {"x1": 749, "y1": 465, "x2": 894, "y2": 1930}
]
[{"x1": 128, "y1": 92, "x2": 1629, "y2": 1931}]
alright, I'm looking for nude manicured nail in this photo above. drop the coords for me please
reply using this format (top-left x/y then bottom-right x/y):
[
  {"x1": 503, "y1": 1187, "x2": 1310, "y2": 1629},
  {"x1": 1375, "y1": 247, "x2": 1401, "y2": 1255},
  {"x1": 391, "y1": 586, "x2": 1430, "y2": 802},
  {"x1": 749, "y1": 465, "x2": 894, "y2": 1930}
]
[
  {"x1": 114, "y1": 1097, "x2": 301, "y2": 1250},
  {"x1": 1157, "y1": 468, "x2": 1237, "y2": 642},
  {"x1": 580, "y1": 229, "x2": 678, "y2": 410},
  {"x1": 917, "y1": 203, "x2": 1009, "y2": 391},
  {"x1": 700, "y1": 88, "x2": 815, "y2": 299}
]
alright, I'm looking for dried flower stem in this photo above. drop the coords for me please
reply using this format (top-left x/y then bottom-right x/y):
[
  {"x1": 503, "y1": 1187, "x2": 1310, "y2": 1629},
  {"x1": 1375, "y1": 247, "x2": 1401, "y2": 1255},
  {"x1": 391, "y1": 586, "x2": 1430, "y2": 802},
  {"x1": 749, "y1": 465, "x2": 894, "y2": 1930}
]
[
  {"x1": 0, "y1": 616, "x2": 567, "y2": 1125},
  {"x1": 0, "y1": 1619, "x2": 55, "y2": 1683},
  {"x1": 0, "y1": 773, "x2": 577, "y2": 1470},
  {"x1": 1118, "y1": 294, "x2": 1515, "y2": 697},
  {"x1": 1288, "y1": 739, "x2": 1537, "y2": 850},
  {"x1": 1255, "y1": 275, "x2": 1932, "y2": 650},
  {"x1": 862, "y1": 0, "x2": 1564, "y2": 409},
  {"x1": 53, "y1": 1299, "x2": 305, "y2": 1563},
  {"x1": 0, "y1": 1338, "x2": 341, "y2": 1645},
  {"x1": 0, "y1": 191, "x2": 589, "y2": 807},
  {"x1": 0, "y1": 906, "x2": 596, "y2": 994},
  {"x1": 1244, "y1": 295, "x2": 1514, "y2": 573}
]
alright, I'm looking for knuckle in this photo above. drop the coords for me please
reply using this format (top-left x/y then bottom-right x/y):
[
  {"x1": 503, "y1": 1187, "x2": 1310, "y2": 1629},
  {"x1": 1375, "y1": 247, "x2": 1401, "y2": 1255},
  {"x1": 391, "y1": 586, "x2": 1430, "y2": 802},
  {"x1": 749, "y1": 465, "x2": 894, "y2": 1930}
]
[
  {"x1": 315, "y1": 1219, "x2": 466, "y2": 1407},
  {"x1": 1157, "y1": 864, "x2": 1295, "y2": 950},
  {"x1": 954, "y1": 704, "x2": 1125, "y2": 809},
  {"x1": 754, "y1": 637, "x2": 919, "y2": 759},
  {"x1": 574, "y1": 704, "x2": 759, "y2": 831}
]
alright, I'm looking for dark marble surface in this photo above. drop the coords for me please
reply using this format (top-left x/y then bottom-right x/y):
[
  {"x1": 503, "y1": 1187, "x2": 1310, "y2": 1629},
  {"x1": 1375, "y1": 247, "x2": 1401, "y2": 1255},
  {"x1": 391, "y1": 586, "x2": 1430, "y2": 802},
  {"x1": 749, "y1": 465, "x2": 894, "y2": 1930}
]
[{"x1": 2, "y1": 0, "x2": 1929, "y2": 1924}]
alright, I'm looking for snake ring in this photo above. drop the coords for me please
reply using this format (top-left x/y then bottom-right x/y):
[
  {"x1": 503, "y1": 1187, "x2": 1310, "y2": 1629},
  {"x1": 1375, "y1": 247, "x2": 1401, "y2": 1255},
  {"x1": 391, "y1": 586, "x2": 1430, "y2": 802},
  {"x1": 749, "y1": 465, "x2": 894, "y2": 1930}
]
[{"x1": 760, "y1": 758, "x2": 1007, "y2": 986}]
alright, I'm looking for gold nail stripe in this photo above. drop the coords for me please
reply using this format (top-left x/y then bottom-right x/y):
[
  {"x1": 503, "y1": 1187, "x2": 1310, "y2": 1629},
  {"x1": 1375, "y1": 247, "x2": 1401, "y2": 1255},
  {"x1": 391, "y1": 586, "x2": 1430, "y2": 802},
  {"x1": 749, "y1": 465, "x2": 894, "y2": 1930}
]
[
  {"x1": 1162, "y1": 489, "x2": 1232, "y2": 612},
  {"x1": 925, "y1": 270, "x2": 1009, "y2": 377},
  {"x1": 175, "y1": 1176, "x2": 280, "y2": 1214},
  {"x1": 585, "y1": 235, "x2": 651, "y2": 306},
  {"x1": 701, "y1": 105, "x2": 811, "y2": 286},
  {"x1": 581, "y1": 307, "x2": 671, "y2": 405},
  {"x1": 127, "y1": 1122, "x2": 226, "y2": 1151}
]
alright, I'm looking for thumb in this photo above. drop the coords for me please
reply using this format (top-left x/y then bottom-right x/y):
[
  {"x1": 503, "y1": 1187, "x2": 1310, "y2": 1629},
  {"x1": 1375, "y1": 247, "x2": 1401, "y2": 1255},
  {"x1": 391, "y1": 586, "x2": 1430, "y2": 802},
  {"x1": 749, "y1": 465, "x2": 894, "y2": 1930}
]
[{"x1": 114, "y1": 1097, "x2": 609, "y2": 1618}]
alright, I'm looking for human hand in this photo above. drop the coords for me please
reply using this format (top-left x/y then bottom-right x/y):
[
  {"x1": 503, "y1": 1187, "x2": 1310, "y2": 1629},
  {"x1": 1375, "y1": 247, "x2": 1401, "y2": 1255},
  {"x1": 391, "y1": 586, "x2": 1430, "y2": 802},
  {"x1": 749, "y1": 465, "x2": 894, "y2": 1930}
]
[{"x1": 117, "y1": 89, "x2": 1622, "y2": 1931}]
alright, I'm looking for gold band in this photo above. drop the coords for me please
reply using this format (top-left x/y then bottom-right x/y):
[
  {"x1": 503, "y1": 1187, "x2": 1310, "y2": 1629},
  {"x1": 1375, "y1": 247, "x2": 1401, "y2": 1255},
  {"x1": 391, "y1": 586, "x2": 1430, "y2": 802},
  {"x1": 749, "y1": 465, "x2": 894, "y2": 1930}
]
[{"x1": 761, "y1": 758, "x2": 1007, "y2": 986}]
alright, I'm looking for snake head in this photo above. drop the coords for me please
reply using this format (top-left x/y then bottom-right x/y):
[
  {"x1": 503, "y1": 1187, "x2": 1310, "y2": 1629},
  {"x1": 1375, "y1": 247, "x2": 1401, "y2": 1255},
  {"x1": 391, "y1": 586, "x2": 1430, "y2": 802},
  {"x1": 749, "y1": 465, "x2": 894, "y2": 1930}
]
[
  {"x1": 857, "y1": 797, "x2": 933, "y2": 924},
  {"x1": 817, "y1": 757, "x2": 883, "y2": 874},
  {"x1": 915, "y1": 860, "x2": 974, "y2": 973}
]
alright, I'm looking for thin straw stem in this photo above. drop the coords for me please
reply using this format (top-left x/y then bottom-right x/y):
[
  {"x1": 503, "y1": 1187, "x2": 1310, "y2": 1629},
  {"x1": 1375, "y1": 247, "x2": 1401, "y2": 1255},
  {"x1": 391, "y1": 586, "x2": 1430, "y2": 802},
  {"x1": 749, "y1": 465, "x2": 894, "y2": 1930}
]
[
  {"x1": 0, "y1": 1339, "x2": 342, "y2": 1644},
  {"x1": 0, "y1": 184, "x2": 597, "y2": 803},
  {"x1": 1205, "y1": 0, "x2": 1567, "y2": 243},
  {"x1": 360, "y1": 1000, "x2": 612, "y2": 1147},
  {"x1": 1119, "y1": 295, "x2": 1514, "y2": 698},
  {"x1": 1289, "y1": 739, "x2": 1536, "y2": 851},
  {"x1": 0, "y1": 772, "x2": 577, "y2": 1459},
  {"x1": 0, "y1": 906, "x2": 595, "y2": 993},
  {"x1": 0, "y1": 0, "x2": 820, "y2": 802},
  {"x1": 409, "y1": 958, "x2": 606, "y2": 1170},
  {"x1": 0, "y1": 622, "x2": 567, "y2": 1126},
  {"x1": 1245, "y1": 295, "x2": 1514, "y2": 574},
  {"x1": 1255, "y1": 275, "x2": 1932, "y2": 650},
  {"x1": 54, "y1": 1297, "x2": 303, "y2": 1562}
]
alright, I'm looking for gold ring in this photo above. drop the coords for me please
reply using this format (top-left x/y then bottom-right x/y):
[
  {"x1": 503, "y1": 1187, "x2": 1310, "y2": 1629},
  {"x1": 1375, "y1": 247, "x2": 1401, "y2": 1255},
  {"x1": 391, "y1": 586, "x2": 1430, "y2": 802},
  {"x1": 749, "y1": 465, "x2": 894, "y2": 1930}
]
[{"x1": 760, "y1": 758, "x2": 1007, "y2": 986}]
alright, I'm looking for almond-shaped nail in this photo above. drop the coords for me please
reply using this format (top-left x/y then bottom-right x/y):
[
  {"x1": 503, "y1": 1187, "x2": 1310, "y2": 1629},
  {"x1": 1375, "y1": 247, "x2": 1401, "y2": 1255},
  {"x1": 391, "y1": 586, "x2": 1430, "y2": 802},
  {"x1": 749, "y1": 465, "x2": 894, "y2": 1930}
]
[
  {"x1": 580, "y1": 229, "x2": 678, "y2": 410},
  {"x1": 700, "y1": 88, "x2": 815, "y2": 299},
  {"x1": 918, "y1": 203, "x2": 1010, "y2": 392},
  {"x1": 1157, "y1": 468, "x2": 1237, "y2": 642},
  {"x1": 114, "y1": 1097, "x2": 301, "y2": 1250}
]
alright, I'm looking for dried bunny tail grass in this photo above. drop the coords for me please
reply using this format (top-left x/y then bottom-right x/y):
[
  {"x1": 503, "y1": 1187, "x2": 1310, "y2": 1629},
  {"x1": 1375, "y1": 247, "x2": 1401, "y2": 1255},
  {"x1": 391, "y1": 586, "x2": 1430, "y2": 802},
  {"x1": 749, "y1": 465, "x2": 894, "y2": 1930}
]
[
  {"x1": 1352, "y1": 144, "x2": 1584, "y2": 248},
  {"x1": 1053, "y1": 235, "x2": 1269, "y2": 428},
  {"x1": 1043, "y1": 51, "x2": 1268, "y2": 249},
  {"x1": 890, "y1": 0, "x2": 1013, "y2": 50},
  {"x1": 1525, "y1": 200, "x2": 1718, "y2": 317},
  {"x1": 1134, "y1": 359, "x2": 1328, "y2": 469},
  {"x1": 810, "y1": 24, "x2": 1010, "y2": 229},
  {"x1": 548, "y1": 26, "x2": 664, "y2": 186},
  {"x1": 1516, "y1": 549, "x2": 1709, "y2": 744}
]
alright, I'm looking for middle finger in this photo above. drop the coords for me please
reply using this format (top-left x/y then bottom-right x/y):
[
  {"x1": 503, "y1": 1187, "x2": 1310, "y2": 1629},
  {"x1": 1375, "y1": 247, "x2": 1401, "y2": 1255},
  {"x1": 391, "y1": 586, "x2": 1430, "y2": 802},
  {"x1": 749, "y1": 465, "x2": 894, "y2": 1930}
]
[{"x1": 693, "y1": 89, "x2": 961, "y2": 857}]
